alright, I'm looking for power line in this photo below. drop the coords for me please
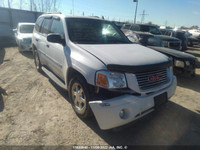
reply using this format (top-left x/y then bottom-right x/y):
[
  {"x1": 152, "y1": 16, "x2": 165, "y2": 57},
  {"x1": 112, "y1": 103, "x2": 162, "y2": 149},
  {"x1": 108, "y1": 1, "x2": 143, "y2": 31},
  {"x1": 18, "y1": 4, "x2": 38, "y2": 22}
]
[{"x1": 139, "y1": 10, "x2": 148, "y2": 24}]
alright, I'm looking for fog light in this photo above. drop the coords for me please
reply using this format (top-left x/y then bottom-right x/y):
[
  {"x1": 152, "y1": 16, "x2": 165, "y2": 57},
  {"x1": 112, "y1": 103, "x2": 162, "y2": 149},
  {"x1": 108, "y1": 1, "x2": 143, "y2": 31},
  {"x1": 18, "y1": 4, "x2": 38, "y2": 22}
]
[{"x1": 119, "y1": 109, "x2": 125, "y2": 119}]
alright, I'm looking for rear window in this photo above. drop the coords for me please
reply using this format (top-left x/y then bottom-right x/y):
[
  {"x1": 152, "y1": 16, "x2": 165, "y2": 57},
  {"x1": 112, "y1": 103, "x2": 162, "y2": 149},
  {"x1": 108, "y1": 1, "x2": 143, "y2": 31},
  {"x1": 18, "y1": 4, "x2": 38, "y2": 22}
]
[
  {"x1": 20, "y1": 25, "x2": 34, "y2": 33},
  {"x1": 140, "y1": 25, "x2": 162, "y2": 35},
  {"x1": 130, "y1": 25, "x2": 140, "y2": 31},
  {"x1": 122, "y1": 24, "x2": 131, "y2": 30}
]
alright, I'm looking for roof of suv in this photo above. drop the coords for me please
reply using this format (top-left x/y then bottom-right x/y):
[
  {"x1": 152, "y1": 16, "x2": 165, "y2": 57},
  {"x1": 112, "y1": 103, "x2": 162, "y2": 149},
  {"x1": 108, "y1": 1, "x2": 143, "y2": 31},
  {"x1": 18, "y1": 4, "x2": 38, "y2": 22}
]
[
  {"x1": 18, "y1": 23, "x2": 35, "y2": 26},
  {"x1": 39, "y1": 13, "x2": 105, "y2": 21}
]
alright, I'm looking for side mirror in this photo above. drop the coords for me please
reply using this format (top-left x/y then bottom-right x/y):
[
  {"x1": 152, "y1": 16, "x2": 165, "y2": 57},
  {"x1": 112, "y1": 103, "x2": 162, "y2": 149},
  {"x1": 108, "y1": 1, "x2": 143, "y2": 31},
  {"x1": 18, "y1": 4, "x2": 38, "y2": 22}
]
[{"x1": 47, "y1": 33, "x2": 65, "y2": 45}]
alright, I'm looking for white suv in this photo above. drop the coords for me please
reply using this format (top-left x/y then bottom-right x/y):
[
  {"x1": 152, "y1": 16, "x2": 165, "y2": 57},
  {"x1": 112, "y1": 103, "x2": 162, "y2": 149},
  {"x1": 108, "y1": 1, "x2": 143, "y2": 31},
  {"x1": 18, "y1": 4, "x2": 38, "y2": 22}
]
[{"x1": 32, "y1": 13, "x2": 177, "y2": 130}]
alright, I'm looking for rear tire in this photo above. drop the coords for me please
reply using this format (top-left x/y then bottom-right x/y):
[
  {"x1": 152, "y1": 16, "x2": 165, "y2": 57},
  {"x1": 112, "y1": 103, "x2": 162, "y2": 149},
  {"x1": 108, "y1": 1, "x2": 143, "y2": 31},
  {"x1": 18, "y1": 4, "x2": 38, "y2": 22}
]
[
  {"x1": 34, "y1": 49, "x2": 42, "y2": 73},
  {"x1": 68, "y1": 75, "x2": 93, "y2": 119}
]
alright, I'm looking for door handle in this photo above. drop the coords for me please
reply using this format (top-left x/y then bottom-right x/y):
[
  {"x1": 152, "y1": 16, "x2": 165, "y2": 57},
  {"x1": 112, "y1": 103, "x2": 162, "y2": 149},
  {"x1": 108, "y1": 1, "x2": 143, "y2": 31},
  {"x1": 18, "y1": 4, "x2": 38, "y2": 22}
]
[
  {"x1": 36, "y1": 39, "x2": 39, "y2": 42},
  {"x1": 46, "y1": 44, "x2": 50, "y2": 48}
]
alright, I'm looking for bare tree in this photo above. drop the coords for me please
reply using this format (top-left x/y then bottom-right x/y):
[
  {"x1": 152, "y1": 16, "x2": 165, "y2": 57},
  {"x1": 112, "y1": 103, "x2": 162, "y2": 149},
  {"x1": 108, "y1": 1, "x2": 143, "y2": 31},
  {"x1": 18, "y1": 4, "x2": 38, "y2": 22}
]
[
  {"x1": 33, "y1": 0, "x2": 61, "y2": 12},
  {"x1": 19, "y1": 0, "x2": 23, "y2": 9},
  {"x1": 0, "y1": 0, "x2": 5, "y2": 7},
  {"x1": 7, "y1": 0, "x2": 13, "y2": 8}
]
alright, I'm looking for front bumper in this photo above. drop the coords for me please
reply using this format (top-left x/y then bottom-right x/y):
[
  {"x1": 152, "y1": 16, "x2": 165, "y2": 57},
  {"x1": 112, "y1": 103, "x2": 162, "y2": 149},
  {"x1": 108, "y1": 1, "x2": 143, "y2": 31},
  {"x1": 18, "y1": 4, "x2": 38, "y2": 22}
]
[
  {"x1": 89, "y1": 76, "x2": 177, "y2": 130},
  {"x1": 19, "y1": 41, "x2": 32, "y2": 51},
  {"x1": 192, "y1": 41, "x2": 199, "y2": 45}
]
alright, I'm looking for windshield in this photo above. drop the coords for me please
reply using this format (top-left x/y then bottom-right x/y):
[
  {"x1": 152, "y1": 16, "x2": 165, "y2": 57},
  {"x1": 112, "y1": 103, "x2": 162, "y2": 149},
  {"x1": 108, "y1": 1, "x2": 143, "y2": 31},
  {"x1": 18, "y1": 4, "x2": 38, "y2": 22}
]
[
  {"x1": 20, "y1": 25, "x2": 34, "y2": 33},
  {"x1": 139, "y1": 35, "x2": 163, "y2": 47},
  {"x1": 140, "y1": 25, "x2": 162, "y2": 35},
  {"x1": 175, "y1": 32, "x2": 187, "y2": 39},
  {"x1": 66, "y1": 18, "x2": 130, "y2": 44}
]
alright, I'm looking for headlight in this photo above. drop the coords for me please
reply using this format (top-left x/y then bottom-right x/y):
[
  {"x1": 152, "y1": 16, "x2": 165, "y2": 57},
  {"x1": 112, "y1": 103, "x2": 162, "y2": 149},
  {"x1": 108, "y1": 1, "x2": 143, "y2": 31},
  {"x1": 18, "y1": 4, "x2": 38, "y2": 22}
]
[
  {"x1": 174, "y1": 60, "x2": 184, "y2": 68},
  {"x1": 96, "y1": 71, "x2": 127, "y2": 89}
]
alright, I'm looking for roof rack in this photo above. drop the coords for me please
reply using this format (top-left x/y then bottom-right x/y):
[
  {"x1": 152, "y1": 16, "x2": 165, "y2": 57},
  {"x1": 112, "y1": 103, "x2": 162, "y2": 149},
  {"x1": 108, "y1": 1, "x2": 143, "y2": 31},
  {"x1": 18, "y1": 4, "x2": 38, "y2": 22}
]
[{"x1": 42, "y1": 12, "x2": 62, "y2": 15}]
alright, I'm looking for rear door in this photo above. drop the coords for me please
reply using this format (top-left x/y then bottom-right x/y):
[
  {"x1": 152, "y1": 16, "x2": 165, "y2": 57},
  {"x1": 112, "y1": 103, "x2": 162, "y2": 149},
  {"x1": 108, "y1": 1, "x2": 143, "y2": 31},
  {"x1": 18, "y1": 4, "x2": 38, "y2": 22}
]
[
  {"x1": 38, "y1": 17, "x2": 52, "y2": 66},
  {"x1": 33, "y1": 17, "x2": 45, "y2": 63},
  {"x1": 46, "y1": 17, "x2": 65, "y2": 80}
]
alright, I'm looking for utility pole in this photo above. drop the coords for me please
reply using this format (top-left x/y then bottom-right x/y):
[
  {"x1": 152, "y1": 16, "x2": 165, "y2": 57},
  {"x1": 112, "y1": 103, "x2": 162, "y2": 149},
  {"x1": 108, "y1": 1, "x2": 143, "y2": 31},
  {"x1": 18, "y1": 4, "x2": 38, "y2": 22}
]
[
  {"x1": 72, "y1": 0, "x2": 74, "y2": 15},
  {"x1": 139, "y1": 10, "x2": 148, "y2": 24},
  {"x1": 165, "y1": 20, "x2": 168, "y2": 26},
  {"x1": 133, "y1": 0, "x2": 138, "y2": 24}
]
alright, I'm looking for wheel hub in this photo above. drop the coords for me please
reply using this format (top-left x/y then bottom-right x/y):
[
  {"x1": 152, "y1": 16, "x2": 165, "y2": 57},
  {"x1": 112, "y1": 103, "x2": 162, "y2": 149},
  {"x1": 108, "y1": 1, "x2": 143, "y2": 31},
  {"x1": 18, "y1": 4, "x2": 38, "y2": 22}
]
[{"x1": 71, "y1": 83, "x2": 86, "y2": 114}]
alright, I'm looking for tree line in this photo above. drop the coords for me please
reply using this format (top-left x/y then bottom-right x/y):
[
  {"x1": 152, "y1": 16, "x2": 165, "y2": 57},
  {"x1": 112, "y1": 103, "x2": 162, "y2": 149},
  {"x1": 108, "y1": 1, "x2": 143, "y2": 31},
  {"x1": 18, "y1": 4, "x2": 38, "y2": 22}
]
[{"x1": 1, "y1": 0, "x2": 61, "y2": 12}]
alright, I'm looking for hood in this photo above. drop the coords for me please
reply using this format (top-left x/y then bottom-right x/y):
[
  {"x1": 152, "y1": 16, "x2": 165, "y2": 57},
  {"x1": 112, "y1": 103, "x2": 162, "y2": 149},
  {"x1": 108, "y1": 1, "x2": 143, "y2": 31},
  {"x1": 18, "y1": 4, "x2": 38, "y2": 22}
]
[
  {"x1": 18, "y1": 33, "x2": 33, "y2": 39},
  {"x1": 188, "y1": 37, "x2": 199, "y2": 42},
  {"x1": 155, "y1": 35, "x2": 180, "y2": 42},
  {"x1": 148, "y1": 46, "x2": 196, "y2": 61},
  {"x1": 77, "y1": 44, "x2": 172, "y2": 73}
]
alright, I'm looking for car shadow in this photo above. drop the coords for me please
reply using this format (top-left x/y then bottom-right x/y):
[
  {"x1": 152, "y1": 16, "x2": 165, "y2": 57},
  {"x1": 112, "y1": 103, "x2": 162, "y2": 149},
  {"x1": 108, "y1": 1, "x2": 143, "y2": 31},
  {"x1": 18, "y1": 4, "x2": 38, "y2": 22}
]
[
  {"x1": 176, "y1": 74, "x2": 200, "y2": 93},
  {"x1": 20, "y1": 51, "x2": 34, "y2": 59},
  {"x1": 0, "y1": 87, "x2": 7, "y2": 112},
  {"x1": 0, "y1": 47, "x2": 5, "y2": 65},
  {"x1": 48, "y1": 79, "x2": 70, "y2": 103}
]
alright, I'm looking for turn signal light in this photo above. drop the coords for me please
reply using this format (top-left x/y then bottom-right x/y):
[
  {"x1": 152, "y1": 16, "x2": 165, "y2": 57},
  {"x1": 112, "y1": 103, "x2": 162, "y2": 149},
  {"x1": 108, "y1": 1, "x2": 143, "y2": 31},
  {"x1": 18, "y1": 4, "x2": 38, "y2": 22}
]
[{"x1": 96, "y1": 73, "x2": 109, "y2": 87}]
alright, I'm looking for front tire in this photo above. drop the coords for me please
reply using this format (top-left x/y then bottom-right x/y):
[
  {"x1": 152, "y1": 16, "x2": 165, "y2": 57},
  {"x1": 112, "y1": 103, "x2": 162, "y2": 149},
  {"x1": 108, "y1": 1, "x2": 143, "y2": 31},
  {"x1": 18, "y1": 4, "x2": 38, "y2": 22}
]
[
  {"x1": 34, "y1": 49, "x2": 42, "y2": 73},
  {"x1": 69, "y1": 75, "x2": 93, "y2": 119}
]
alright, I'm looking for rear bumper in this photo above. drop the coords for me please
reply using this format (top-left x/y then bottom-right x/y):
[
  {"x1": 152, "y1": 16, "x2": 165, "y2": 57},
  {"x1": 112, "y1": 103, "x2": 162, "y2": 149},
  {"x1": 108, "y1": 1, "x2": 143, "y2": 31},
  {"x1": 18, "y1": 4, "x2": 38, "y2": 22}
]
[{"x1": 89, "y1": 76, "x2": 177, "y2": 130}]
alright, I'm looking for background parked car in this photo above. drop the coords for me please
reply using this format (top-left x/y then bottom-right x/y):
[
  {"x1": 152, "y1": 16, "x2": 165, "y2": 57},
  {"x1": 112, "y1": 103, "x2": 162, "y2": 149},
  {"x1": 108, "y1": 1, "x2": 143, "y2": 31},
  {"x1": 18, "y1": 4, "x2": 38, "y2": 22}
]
[
  {"x1": 188, "y1": 29, "x2": 200, "y2": 40},
  {"x1": 121, "y1": 24, "x2": 182, "y2": 51},
  {"x1": 123, "y1": 30, "x2": 197, "y2": 76},
  {"x1": 13, "y1": 23, "x2": 35, "y2": 52},
  {"x1": 160, "y1": 29, "x2": 188, "y2": 51},
  {"x1": 184, "y1": 31, "x2": 199, "y2": 46}
]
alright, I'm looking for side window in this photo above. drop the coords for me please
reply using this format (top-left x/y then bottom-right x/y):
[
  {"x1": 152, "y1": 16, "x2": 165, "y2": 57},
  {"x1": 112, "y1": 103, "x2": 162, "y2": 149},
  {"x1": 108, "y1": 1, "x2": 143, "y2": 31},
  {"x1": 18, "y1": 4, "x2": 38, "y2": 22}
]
[
  {"x1": 35, "y1": 17, "x2": 44, "y2": 32},
  {"x1": 130, "y1": 25, "x2": 140, "y2": 31},
  {"x1": 50, "y1": 19, "x2": 64, "y2": 35},
  {"x1": 40, "y1": 18, "x2": 52, "y2": 34}
]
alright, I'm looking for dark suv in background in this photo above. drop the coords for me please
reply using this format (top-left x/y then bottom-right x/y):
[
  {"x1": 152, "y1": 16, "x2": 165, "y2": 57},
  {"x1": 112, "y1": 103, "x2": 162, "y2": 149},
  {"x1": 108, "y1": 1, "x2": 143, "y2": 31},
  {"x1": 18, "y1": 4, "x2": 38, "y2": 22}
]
[
  {"x1": 161, "y1": 29, "x2": 188, "y2": 50},
  {"x1": 121, "y1": 24, "x2": 182, "y2": 51}
]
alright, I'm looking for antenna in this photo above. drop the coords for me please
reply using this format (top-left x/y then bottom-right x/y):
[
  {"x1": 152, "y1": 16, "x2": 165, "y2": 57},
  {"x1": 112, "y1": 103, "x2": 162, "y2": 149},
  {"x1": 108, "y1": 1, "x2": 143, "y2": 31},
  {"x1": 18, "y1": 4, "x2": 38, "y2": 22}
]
[{"x1": 139, "y1": 10, "x2": 148, "y2": 24}]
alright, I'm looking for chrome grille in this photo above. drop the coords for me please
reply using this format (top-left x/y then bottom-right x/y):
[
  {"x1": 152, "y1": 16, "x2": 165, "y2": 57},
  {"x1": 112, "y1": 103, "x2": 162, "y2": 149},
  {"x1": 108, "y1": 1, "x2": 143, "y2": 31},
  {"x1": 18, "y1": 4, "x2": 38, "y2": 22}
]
[
  {"x1": 23, "y1": 38, "x2": 32, "y2": 44},
  {"x1": 136, "y1": 68, "x2": 168, "y2": 90},
  {"x1": 169, "y1": 41, "x2": 180, "y2": 48}
]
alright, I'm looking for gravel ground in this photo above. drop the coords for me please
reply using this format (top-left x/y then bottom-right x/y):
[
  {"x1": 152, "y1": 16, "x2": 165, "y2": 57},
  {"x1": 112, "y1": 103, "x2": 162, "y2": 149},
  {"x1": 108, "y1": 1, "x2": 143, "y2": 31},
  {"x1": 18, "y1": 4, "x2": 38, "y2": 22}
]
[{"x1": 0, "y1": 46, "x2": 200, "y2": 147}]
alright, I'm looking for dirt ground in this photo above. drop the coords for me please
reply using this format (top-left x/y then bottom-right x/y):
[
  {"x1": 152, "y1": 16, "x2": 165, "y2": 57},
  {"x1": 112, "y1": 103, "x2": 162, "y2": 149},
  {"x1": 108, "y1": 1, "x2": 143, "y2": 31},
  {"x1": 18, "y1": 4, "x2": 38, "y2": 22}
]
[{"x1": 0, "y1": 45, "x2": 200, "y2": 147}]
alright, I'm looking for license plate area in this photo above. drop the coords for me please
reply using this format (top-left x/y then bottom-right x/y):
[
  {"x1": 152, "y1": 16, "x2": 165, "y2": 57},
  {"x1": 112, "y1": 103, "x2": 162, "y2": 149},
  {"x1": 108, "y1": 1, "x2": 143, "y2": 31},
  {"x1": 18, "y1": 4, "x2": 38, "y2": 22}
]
[{"x1": 154, "y1": 92, "x2": 168, "y2": 109}]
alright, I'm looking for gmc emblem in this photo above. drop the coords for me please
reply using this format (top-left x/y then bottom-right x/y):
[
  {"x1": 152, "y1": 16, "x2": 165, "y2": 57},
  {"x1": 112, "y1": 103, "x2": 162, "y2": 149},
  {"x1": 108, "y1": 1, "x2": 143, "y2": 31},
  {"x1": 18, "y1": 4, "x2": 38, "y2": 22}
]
[{"x1": 148, "y1": 74, "x2": 162, "y2": 82}]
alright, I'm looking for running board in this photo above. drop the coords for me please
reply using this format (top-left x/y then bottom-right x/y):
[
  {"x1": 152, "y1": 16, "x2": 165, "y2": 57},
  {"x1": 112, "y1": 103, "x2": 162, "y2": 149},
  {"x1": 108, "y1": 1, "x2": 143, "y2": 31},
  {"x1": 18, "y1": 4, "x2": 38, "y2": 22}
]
[{"x1": 42, "y1": 66, "x2": 67, "y2": 90}]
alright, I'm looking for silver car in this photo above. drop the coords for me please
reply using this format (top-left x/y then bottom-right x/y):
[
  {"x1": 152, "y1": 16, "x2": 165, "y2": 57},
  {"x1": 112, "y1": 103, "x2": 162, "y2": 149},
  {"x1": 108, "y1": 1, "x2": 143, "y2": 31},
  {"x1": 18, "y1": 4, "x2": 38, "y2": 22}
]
[{"x1": 13, "y1": 23, "x2": 35, "y2": 51}]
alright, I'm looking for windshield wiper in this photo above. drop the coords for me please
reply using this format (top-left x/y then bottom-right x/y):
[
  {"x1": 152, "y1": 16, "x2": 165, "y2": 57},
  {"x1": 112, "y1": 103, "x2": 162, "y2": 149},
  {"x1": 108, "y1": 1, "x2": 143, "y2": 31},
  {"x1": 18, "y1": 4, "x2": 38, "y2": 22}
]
[{"x1": 107, "y1": 39, "x2": 129, "y2": 44}]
